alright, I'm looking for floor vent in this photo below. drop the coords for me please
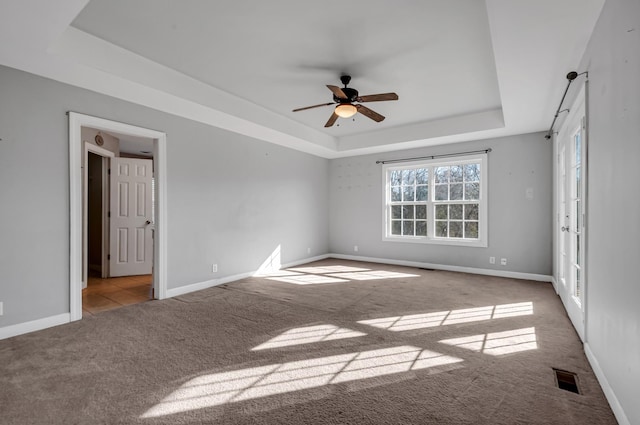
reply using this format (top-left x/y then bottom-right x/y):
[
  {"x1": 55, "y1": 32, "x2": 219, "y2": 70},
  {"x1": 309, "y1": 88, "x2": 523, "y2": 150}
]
[{"x1": 553, "y1": 368, "x2": 580, "y2": 394}]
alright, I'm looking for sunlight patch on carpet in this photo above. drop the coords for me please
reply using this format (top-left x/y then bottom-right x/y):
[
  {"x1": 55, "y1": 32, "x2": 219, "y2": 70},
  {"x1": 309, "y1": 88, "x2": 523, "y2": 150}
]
[
  {"x1": 141, "y1": 346, "x2": 463, "y2": 418},
  {"x1": 439, "y1": 327, "x2": 538, "y2": 356},
  {"x1": 251, "y1": 324, "x2": 367, "y2": 351},
  {"x1": 287, "y1": 266, "x2": 371, "y2": 274},
  {"x1": 327, "y1": 270, "x2": 420, "y2": 281},
  {"x1": 357, "y1": 302, "x2": 533, "y2": 331},
  {"x1": 266, "y1": 274, "x2": 350, "y2": 285},
  {"x1": 264, "y1": 269, "x2": 419, "y2": 285},
  {"x1": 258, "y1": 264, "x2": 420, "y2": 285}
]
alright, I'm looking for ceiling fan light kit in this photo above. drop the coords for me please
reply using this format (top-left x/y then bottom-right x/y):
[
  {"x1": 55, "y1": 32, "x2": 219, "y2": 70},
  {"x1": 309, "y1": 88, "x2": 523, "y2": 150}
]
[
  {"x1": 293, "y1": 75, "x2": 398, "y2": 127},
  {"x1": 335, "y1": 103, "x2": 357, "y2": 118}
]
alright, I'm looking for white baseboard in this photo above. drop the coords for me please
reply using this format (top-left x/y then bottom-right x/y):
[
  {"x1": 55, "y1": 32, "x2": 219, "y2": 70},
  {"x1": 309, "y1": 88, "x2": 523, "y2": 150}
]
[
  {"x1": 0, "y1": 313, "x2": 70, "y2": 340},
  {"x1": 584, "y1": 343, "x2": 630, "y2": 425},
  {"x1": 166, "y1": 278, "x2": 226, "y2": 298},
  {"x1": 166, "y1": 254, "x2": 332, "y2": 298},
  {"x1": 328, "y1": 253, "x2": 553, "y2": 282},
  {"x1": 550, "y1": 276, "x2": 559, "y2": 294}
]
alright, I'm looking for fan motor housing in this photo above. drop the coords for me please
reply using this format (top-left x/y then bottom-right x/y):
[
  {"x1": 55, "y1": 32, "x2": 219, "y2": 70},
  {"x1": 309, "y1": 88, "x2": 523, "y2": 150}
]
[{"x1": 335, "y1": 87, "x2": 359, "y2": 103}]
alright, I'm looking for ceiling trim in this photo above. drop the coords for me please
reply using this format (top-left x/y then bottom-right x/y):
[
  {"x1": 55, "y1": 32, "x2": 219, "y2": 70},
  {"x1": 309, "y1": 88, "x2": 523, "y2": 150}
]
[{"x1": 0, "y1": 0, "x2": 605, "y2": 159}]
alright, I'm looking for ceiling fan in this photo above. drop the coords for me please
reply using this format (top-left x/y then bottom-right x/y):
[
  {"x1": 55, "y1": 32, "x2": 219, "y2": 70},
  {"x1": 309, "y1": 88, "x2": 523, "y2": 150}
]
[{"x1": 292, "y1": 75, "x2": 399, "y2": 127}]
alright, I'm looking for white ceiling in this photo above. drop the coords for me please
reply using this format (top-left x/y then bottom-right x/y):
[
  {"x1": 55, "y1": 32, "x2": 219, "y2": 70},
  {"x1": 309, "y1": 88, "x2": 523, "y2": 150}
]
[{"x1": 0, "y1": 0, "x2": 604, "y2": 158}]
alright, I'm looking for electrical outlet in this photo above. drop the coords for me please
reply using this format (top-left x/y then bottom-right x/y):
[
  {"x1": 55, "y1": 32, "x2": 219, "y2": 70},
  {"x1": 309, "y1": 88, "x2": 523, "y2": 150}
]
[
  {"x1": 354, "y1": 245, "x2": 359, "y2": 252},
  {"x1": 212, "y1": 264, "x2": 218, "y2": 273},
  {"x1": 500, "y1": 258, "x2": 507, "y2": 266},
  {"x1": 489, "y1": 256, "x2": 496, "y2": 264}
]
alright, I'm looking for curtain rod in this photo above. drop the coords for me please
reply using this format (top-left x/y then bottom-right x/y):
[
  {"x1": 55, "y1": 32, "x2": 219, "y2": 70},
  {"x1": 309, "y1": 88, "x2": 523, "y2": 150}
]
[
  {"x1": 544, "y1": 71, "x2": 588, "y2": 140},
  {"x1": 376, "y1": 148, "x2": 491, "y2": 165}
]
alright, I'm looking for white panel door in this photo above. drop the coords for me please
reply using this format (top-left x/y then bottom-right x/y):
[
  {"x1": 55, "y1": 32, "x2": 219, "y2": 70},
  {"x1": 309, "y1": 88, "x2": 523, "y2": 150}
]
[{"x1": 109, "y1": 158, "x2": 153, "y2": 277}]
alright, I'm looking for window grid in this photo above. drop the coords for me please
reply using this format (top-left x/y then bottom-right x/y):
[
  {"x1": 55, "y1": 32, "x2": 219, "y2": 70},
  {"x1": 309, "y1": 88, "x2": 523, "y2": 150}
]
[
  {"x1": 389, "y1": 168, "x2": 428, "y2": 236},
  {"x1": 384, "y1": 155, "x2": 486, "y2": 246},
  {"x1": 432, "y1": 164, "x2": 480, "y2": 240}
]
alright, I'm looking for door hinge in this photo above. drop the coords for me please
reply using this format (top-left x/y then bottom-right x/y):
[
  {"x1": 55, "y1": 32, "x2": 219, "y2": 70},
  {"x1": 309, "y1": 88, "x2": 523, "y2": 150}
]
[
  {"x1": 107, "y1": 254, "x2": 111, "y2": 260},
  {"x1": 108, "y1": 168, "x2": 111, "y2": 175},
  {"x1": 108, "y1": 211, "x2": 111, "y2": 218}
]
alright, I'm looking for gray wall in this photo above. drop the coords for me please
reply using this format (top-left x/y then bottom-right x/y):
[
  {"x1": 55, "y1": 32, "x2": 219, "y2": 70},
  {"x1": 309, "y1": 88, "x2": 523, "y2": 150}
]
[
  {"x1": 329, "y1": 133, "x2": 553, "y2": 275},
  {"x1": 572, "y1": 0, "x2": 640, "y2": 423},
  {"x1": 0, "y1": 65, "x2": 329, "y2": 327}
]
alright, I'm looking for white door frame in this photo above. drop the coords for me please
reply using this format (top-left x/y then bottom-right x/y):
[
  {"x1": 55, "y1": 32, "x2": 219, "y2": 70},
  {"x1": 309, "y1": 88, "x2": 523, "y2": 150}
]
[
  {"x1": 69, "y1": 112, "x2": 168, "y2": 321},
  {"x1": 554, "y1": 84, "x2": 587, "y2": 341},
  {"x1": 84, "y1": 143, "x2": 114, "y2": 283}
]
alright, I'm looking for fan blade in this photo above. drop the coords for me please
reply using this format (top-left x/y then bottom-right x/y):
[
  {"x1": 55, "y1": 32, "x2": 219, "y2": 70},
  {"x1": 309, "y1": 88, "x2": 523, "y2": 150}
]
[
  {"x1": 327, "y1": 85, "x2": 348, "y2": 99},
  {"x1": 357, "y1": 92, "x2": 399, "y2": 102},
  {"x1": 292, "y1": 102, "x2": 335, "y2": 112},
  {"x1": 324, "y1": 112, "x2": 339, "y2": 127},
  {"x1": 356, "y1": 105, "x2": 385, "y2": 122}
]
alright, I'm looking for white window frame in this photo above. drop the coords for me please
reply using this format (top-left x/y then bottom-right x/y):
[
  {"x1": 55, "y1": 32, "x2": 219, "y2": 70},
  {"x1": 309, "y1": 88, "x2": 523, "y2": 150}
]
[{"x1": 382, "y1": 153, "x2": 488, "y2": 247}]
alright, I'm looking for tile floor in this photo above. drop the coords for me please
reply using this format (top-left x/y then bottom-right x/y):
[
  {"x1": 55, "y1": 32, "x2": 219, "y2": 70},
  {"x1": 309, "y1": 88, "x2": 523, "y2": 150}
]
[{"x1": 82, "y1": 274, "x2": 152, "y2": 316}]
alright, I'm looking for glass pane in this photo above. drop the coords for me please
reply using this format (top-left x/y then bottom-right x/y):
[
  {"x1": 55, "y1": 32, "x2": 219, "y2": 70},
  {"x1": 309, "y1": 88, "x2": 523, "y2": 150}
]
[
  {"x1": 402, "y1": 186, "x2": 415, "y2": 202},
  {"x1": 403, "y1": 221, "x2": 414, "y2": 236},
  {"x1": 435, "y1": 184, "x2": 448, "y2": 201},
  {"x1": 450, "y1": 204, "x2": 463, "y2": 220},
  {"x1": 435, "y1": 221, "x2": 448, "y2": 237},
  {"x1": 391, "y1": 170, "x2": 402, "y2": 186},
  {"x1": 416, "y1": 168, "x2": 428, "y2": 184},
  {"x1": 415, "y1": 205, "x2": 427, "y2": 220},
  {"x1": 464, "y1": 164, "x2": 480, "y2": 181},
  {"x1": 435, "y1": 205, "x2": 448, "y2": 220},
  {"x1": 391, "y1": 220, "x2": 401, "y2": 235},
  {"x1": 403, "y1": 205, "x2": 414, "y2": 219},
  {"x1": 450, "y1": 183, "x2": 463, "y2": 200},
  {"x1": 576, "y1": 234, "x2": 581, "y2": 266},
  {"x1": 575, "y1": 132, "x2": 581, "y2": 165},
  {"x1": 416, "y1": 221, "x2": 427, "y2": 236},
  {"x1": 465, "y1": 222, "x2": 478, "y2": 239},
  {"x1": 449, "y1": 221, "x2": 463, "y2": 238},
  {"x1": 391, "y1": 205, "x2": 402, "y2": 219},
  {"x1": 575, "y1": 200, "x2": 581, "y2": 229},
  {"x1": 576, "y1": 166, "x2": 581, "y2": 198},
  {"x1": 465, "y1": 183, "x2": 480, "y2": 200},
  {"x1": 416, "y1": 185, "x2": 428, "y2": 201},
  {"x1": 391, "y1": 187, "x2": 401, "y2": 202},
  {"x1": 402, "y1": 169, "x2": 415, "y2": 185},
  {"x1": 450, "y1": 165, "x2": 463, "y2": 182},
  {"x1": 435, "y1": 166, "x2": 449, "y2": 183},
  {"x1": 465, "y1": 204, "x2": 479, "y2": 220}
]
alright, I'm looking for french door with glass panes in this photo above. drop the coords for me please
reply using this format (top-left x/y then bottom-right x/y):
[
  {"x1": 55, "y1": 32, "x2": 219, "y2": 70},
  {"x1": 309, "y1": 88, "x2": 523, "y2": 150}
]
[{"x1": 557, "y1": 88, "x2": 586, "y2": 341}]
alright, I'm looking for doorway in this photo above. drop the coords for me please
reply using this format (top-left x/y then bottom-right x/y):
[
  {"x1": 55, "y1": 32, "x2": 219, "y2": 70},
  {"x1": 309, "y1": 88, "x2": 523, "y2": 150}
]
[
  {"x1": 83, "y1": 136, "x2": 155, "y2": 315},
  {"x1": 69, "y1": 113, "x2": 167, "y2": 321},
  {"x1": 556, "y1": 85, "x2": 587, "y2": 341}
]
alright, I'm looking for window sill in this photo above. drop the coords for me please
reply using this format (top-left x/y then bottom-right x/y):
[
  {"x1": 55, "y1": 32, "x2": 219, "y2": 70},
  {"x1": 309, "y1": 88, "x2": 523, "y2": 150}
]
[{"x1": 382, "y1": 235, "x2": 487, "y2": 248}]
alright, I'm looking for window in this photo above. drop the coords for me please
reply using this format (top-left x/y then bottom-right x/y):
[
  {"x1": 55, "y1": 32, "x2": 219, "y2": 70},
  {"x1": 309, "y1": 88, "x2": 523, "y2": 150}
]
[{"x1": 383, "y1": 154, "x2": 487, "y2": 247}]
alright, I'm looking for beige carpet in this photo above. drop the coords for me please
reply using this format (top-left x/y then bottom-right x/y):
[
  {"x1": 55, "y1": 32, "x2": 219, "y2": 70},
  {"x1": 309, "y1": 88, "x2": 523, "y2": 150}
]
[{"x1": 0, "y1": 259, "x2": 617, "y2": 424}]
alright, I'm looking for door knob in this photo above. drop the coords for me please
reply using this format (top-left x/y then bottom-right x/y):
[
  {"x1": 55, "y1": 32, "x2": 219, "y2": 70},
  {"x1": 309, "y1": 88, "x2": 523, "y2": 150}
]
[{"x1": 561, "y1": 226, "x2": 570, "y2": 232}]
